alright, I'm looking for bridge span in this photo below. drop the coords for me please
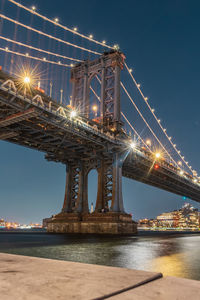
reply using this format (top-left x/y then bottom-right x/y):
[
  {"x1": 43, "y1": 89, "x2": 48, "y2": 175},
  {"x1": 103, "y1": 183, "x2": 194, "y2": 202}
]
[{"x1": 0, "y1": 51, "x2": 200, "y2": 234}]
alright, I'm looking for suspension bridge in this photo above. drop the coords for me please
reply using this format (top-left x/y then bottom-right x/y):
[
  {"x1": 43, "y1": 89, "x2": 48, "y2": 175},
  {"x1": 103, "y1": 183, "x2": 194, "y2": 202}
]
[{"x1": 0, "y1": 0, "x2": 199, "y2": 234}]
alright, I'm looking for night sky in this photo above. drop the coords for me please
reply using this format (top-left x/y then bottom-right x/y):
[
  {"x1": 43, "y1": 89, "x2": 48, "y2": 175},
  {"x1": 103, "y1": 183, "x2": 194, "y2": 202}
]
[{"x1": 1, "y1": 0, "x2": 200, "y2": 224}]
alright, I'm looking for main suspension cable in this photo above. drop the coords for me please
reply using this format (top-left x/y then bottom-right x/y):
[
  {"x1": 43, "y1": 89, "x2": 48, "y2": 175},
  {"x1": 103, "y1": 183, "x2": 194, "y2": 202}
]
[
  {"x1": 121, "y1": 81, "x2": 179, "y2": 167},
  {"x1": 0, "y1": 35, "x2": 83, "y2": 62},
  {"x1": 0, "y1": 47, "x2": 72, "y2": 67},
  {"x1": 124, "y1": 62, "x2": 194, "y2": 174},
  {"x1": 0, "y1": 14, "x2": 101, "y2": 55},
  {"x1": 7, "y1": 0, "x2": 113, "y2": 49}
]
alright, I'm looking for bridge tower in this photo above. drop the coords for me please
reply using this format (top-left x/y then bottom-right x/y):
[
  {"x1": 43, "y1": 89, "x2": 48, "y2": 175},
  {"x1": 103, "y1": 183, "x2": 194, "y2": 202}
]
[
  {"x1": 71, "y1": 50, "x2": 124, "y2": 132},
  {"x1": 47, "y1": 51, "x2": 137, "y2": 234}
]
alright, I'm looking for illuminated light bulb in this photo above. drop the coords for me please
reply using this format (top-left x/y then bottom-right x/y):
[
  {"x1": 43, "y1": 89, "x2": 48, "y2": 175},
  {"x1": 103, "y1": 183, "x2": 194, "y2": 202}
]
[
  {"x1": 129, "y1": 68, "x2": 133, "y2": 73},
  {"x1": 102, "y1": 40, "x2": 106, "y2": 44},
  {"x1": 70, "y1": 63, "x2": 74, "y2": 67},
  {"x1": 89, "y1": 34, "x2": 93, "y2": 39},
  {"x1": 146, "y1": 139, "x2": 151, "y2": 146},
  {"x1": 169, "y1": 137, "x2": 172, "y2": 140},
  {"x1": 137, "y1": 84, "x2": 141, "y2": 88},
  {"x1": 25, "y1": 53, "x2": 29, "y2": 56},
  {"x1": 174, "y1": 144, "x2": 176, "y2": 147},
  {"x1": 152, "y1": 109, "x2": 155, "y2": 112},
  {"x1": 5, "y1": 47, "x2": 8, "y2": 51},
  {"x1": 58, "y1": 61, "x2": 61, "y2": 64},
  {"x1": 145, "y1": 97, "x2": 148, "y2": 101},
  {"x1": 92, "y1": 105, "x2": 98, "y2": 112},
  {"x1": 155, "y1": 152, "x2": 161, "y2": 159},
  {"x1": 31, "y1": 6, "x2": 36, "y2": 11},
  {"x1": 158, "y1": 119, "x2": 161, "y2": 123},
  {"x1": 70, "y1": 110, "x2": 77, "y2": 118},
  {"x1": 54, "y1": 18, "x2": 59, "y2": 23},
  {"x1": 178, "y1": 161, "x2": 182, "y2": 166},
  {"x1": 43, "y1": 57, "x2": 46, "y2": 61},
  {"x1": 24, "y1": 76, "x2": 30, "y2": 84},
  {"x1": 194, "y1": 178, "x2": 197, "y2": 183},
  {"x1": 163, "y1": 129, "x2": 166, "y2": 132},
  {"x1": 130, "y1": 141, "x2": 137, "y2": 150},
  {"x1": 74, "y1": 27, "x2": 78, "y2": 31},
  {"x1": 180, "y1": 170, "x2": 184, "y2": 175},
  {"x1": 113, "y1": 44, "x2": 119, "y2": 50},
  {"x1": 154, "y1": 164, "x2": 159, "y2": 170}
]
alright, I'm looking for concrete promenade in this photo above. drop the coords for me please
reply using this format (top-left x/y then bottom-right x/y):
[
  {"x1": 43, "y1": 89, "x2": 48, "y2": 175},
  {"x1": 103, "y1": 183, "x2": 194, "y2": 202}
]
[{"x1": 0, "y1": 253, "x2": 199, "y2": 299}]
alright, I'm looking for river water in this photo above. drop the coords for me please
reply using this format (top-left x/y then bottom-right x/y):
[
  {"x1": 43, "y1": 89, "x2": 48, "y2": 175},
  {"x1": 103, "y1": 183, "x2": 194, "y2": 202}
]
[{"x1": 0, "y1": 230, "x2": 200, "y2": 280}]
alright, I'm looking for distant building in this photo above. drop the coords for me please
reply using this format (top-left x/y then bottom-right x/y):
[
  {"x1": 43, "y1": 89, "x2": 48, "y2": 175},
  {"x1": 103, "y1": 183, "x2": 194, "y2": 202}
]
[
  {"x1": 138, "y1": 203, "x2": 200, "y2": 230},
  {"x1": 0, "y1": 219, "x2": 5, "y2": 227}
]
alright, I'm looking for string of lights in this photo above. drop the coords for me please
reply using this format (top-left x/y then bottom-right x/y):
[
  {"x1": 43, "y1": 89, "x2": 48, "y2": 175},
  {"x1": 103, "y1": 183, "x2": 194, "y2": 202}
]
[
  {"x1": 0, "y1": 35, "x2": 83, "y2": 63},
  {"x1": 121, "y1": 112, "x2": 152, "y2": 152},
  {"x1": 0, "y1": 14, "x2": 101, "y2": 55},
  {"x1": 0, "y1": 47, "x2": 72, "y2": 67},
  {"x1": 91, "y1": 79, "x2": 153, "y2": 152},
  {"x1": 121, "y1": 81, "x2": 179, "y2": 167},
  {"x1": 124, "y1": 62, "x2": 195, "y2": 175},
  {"x1": 7, "y1": 0, "x2": 113, "y2": 50}
]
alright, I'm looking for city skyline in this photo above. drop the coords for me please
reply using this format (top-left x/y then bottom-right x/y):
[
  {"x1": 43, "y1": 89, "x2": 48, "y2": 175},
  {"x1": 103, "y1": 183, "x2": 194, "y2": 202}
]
[{"x1": 1, "y1": 0, "x2": 200, "y2": 224}]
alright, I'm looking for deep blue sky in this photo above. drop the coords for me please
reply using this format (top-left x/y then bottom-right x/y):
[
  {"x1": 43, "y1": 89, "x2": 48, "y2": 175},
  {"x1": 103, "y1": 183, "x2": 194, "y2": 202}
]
[{"x1": 1, "y1": 0, "x2": 200, "y2": 224}]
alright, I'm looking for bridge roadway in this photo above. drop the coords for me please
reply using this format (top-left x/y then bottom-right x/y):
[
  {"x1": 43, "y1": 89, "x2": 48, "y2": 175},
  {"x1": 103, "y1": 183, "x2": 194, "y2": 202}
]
[{"x1": 0, "y1": 69, "x2": 200, "y2": 202}]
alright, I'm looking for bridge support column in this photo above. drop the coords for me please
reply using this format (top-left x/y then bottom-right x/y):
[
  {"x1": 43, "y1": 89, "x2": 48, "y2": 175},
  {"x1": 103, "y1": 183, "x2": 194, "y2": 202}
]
[
  {"x1": 62, "y1": 162, "x2": 89, "y2": 213},
  {"x1": 110, "y1": 153, "x2": 124, "y2": 213}
]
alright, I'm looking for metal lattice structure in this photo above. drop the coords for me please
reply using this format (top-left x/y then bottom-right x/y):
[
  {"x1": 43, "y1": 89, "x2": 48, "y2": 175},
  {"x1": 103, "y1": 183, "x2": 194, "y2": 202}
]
[{"x1": 1, "y1": 52, "x2": 200, "y2": 219}]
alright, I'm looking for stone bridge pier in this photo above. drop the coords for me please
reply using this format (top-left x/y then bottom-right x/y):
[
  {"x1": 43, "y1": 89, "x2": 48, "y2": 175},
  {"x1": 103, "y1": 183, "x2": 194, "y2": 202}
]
[{"x1": 47, "y1": 154, "x2": 137, "y2": 234}]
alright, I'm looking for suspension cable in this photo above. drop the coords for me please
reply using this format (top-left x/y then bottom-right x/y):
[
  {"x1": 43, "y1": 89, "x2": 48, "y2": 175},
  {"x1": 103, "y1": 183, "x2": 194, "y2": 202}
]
[
  {"x1": 0, "y1": 35, "x2": 83, "y2": 63},
  {"x1": 121, "y1": 81, "x2": 179, "y2": 167},
  {"x1": 90, "y1": 82, "x2": 153, "y2": 152},
  {"x1": 7, "y1": 0, "x2": 113, "y2": 49},
  {"x1": 124, "y1": 62, "x2": 194, "y2": 174},
  {"x1": 0, "y1": 14, "x2": 101, "y2": 55},
  {"x1": 0, "y1": 47, "x2": 72, "y2": 67}
]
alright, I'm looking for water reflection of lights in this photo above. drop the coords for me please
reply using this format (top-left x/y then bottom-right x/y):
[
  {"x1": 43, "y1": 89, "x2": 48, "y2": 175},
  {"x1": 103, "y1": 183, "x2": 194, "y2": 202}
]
[{"x1": 149, "y1": 253, "x2": 187, "y2": 278}]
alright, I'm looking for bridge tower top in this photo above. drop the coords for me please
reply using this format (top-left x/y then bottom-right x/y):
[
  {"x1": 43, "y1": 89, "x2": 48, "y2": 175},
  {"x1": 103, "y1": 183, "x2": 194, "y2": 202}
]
[{"x1": 70, "y1": 50, "x2": 125, "y2": 133}]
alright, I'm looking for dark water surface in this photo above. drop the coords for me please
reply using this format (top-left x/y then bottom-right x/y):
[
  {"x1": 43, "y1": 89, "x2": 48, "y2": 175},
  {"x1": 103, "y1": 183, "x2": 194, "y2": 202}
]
[{"x1": 0, "y1": 230, "x2": 200, "y2": 280}]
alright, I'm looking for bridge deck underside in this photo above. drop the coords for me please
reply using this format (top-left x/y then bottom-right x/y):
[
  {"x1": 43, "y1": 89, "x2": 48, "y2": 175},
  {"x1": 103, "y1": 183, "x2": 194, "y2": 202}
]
[{"x1": 0, "y1": 74, "x2": 200, "y2": 203}]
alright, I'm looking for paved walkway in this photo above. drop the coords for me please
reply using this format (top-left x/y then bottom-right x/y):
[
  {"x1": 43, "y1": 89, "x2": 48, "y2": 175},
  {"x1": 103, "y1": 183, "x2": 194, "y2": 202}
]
[{"x1": 0, "y1": 253, "x2": 199, "y2": 299}]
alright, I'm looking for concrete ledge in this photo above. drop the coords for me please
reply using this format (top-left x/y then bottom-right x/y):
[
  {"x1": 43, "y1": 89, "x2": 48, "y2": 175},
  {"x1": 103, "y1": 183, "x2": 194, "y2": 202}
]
[
  {"x1": 0, "y1": 253, "x2": 199, "y2": 299},
  {"x1": 110, "y1": 276, "x2": 200, "y2": 299}
]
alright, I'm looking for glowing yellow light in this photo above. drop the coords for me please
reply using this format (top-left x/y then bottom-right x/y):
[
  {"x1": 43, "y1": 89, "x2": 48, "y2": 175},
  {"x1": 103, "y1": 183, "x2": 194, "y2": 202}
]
[
  {"x1": 54, "y1": 18, "x2": 59, "y2": 23},
  {"x1": 137, "y1": 83, "x2": 141, "y2": 88},
  {"x1": 70, "y1": 63, "x2": 74, "y2": 67},
  {"x1": 74, "y1": 27, "x2": 78, "y2": 31},
  {"x1": 146, "y1": 139, "x2": 151, "y2": 146},
  {"x1": 180, "y1": 170, "x2": 184, "y2": 175},
  {"x1": 70, "y1": 110, "x2": 77, "y2": 118},
  {"x1": 102, "y1": 40, "x2": 106, "y2": 44},
  {"x1": 24, "y1": 76, "x2": 30, "y2": 84},
  {"x1": 178, "y1": 161, "x2": 182, "y2": 166},
  {"x1": 194, "y1": 178, "x2": 197, "y2": 183},
  {"x1": 145, "y1": 97, "x2": 148, "y2": 101},
  {"x1": 89, "y1": 34, "x2": 93, "y2": 39},
  {"x1": 129, "y1": 68, "x2": 133, "y2": 73},
  {"x1": 155, "y1": 152, "x2": 161, "y2": 159},
  {"x1": 113, "y1": 44, "x2": 119, "y2": 50},
  {"x1": 130, "y1": 142, "x2": 137, "y2": 149},
  {"x1": 92, "y1": 105, "x2": 98, "y2": 112},
  {"x1": 31, "y1": 6, "x2": 36, "y2": 11}
]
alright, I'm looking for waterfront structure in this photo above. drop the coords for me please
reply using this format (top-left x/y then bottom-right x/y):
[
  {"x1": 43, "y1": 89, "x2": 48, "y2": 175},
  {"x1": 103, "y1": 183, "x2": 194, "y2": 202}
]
[
  {"x1": 139, "y1": 203, "x2": 200, "y2": 230},
  {"x1": 1, "y1": 3, "x2": 200, "y2": 234}
]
